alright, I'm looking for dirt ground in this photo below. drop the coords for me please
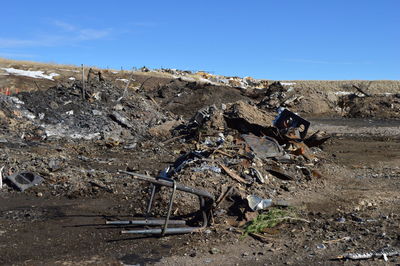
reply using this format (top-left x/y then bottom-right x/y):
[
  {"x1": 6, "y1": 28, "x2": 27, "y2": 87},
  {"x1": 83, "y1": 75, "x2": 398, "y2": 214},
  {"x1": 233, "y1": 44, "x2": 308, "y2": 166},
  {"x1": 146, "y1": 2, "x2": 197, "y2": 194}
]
[
  {"x1": 1, "y1": 59, "x2": 400, "y2": 265},
  {"x1": 1, "y1": 119, "x2": 399, "y2": 265}
]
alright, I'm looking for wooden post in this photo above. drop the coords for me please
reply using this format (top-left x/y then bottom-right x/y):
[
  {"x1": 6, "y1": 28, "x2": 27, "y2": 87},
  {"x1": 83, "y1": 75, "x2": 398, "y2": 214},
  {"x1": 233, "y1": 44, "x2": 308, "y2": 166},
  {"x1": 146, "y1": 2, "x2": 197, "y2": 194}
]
[
  {"x1": 33, "y1": 81, "x2": 41, "y2": 91},
  {"x1": 81, "y1": 64, "x2": 85, "y2": 100},
  {"x1": 119, "y1": 67, "x2": 135, "y2": 101},
  {"x1": 352, "y1": 85, "x2": 371, "y2": 97}
]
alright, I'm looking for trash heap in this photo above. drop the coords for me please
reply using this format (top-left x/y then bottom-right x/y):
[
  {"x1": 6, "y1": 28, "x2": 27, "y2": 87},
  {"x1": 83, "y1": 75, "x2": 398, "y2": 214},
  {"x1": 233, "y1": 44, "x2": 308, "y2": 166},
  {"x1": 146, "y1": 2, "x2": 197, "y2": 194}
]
[
  {"x1": 0, "y1": 79, "x2": 170, "y2": 195},
  {"x1": 145, "y1": 100, "x2": 330, "y2": 227},
  {"x1": 1, "y1": 79, "x2": 168, "y2": 142},
  {"x1": 155, "y1": 68, "x2": 269, "y2": 89}
]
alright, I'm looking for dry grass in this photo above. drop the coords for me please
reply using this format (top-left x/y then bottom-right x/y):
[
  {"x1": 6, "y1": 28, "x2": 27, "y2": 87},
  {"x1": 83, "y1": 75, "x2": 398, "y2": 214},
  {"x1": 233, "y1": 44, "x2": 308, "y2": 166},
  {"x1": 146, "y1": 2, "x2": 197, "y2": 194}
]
[
  {"x1": 0, "y1": 57, "x2": 115, "y2": 73},
  {"x1": 275, "y1": 80, "x2": 400, "y2": 94},
  {"x1": 0, "y1": 58, "x2": 170, "y2": 79},
  {"x1": 1, "y1": 58, "x2": 399, "y2": 93},
  {"x1": 0, "y1": 57, "x2": 78, "y2": 71}
]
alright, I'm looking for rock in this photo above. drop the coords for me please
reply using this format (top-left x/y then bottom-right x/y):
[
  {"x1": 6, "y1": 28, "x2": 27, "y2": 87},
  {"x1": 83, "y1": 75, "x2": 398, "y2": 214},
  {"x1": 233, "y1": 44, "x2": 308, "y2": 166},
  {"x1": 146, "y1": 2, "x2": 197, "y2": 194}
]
[
  {"x1": 113, "y1": 104, "x2": 124, "y2": 111},
  {"x1": 225, "y1": 135, "x2": 234, "y2": 142},
  {"x1": 210, "y1": 247, "x2": 220, "y2": 254},
  {"x1": 148, "y1": 120, "x2": 183, "y2": 138},
  {"x1": 48, "y1": 159, "x2": 62, "y2": 172},
  {"x1": 209, "y1": 111, "x2": 225, "y2": 130},
  {"x1": 337, "y1": 217, "x2": 346, "y2": 223},
  {"x1": 227, "y1": 101, "x2": 275, "y2": 128},
  {"x1": 109, "y1": 111, "x2": 132, "y2": 128}
]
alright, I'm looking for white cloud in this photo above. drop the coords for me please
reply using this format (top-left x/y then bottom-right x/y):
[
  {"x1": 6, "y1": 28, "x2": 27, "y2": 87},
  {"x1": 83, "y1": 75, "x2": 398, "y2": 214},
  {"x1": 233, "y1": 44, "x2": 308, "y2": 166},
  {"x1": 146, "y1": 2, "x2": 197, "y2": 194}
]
[
  {"x1": 0, "y1": 52, "x2": 36, "y2": 58},
  {"x1": 53, "y1": 20, "x2": 111, "y2": 40},
  {"x1": 0, "y1": 20, "x2": 111, "y2": 48},
  {"x1": 78, "y1": 28, "x2": 110, "y2": 40},
  {"x1": 53, "y1": 20, "x2": 77, "y2": 31},
  {"x1": 0, "y1": 38, "x2": 41, "y2": 48}
]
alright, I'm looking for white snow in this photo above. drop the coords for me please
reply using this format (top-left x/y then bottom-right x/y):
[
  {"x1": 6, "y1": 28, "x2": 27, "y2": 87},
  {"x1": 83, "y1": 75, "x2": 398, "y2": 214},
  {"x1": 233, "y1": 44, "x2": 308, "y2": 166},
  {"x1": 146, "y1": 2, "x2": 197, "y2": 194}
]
[
  {"x1": 280, "y1": 82, "x2": 296, "y2": 86},
  {"x1": 1, "y1": 68, "x2": 60, "y2": 80},
  {"x1": 334, "y1": 91, "x2": 354, "y2": 96},
  {"x1": 335, "y1": 91, "x2": 394, "y2": 96},
  {"x1": 68, "y1": 77, "x2": 76, "y2": 80},
  {"x1": 116, "y1": 78, "x2": 129, "y2": 83}
]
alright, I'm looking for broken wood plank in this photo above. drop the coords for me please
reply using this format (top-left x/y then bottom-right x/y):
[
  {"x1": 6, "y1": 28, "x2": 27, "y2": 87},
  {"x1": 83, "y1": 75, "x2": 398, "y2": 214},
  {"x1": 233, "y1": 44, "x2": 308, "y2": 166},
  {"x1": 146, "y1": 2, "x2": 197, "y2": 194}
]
[
  {"x1": 217, "y1": 162, "x2": 247, "y2": 184},
  {"x1": 213, "y1": 149, "x2": 234, "y2": 158},
  {"x1": 352, "y1": 84, "x2": 371, "y2": 97}
]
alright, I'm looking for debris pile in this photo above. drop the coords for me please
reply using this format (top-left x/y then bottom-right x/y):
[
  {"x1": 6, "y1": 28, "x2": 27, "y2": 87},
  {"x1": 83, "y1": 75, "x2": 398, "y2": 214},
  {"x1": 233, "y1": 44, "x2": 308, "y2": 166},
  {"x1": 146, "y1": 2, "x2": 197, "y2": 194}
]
[
  {"x1": 155, "y1": 68, "x2": 269, "y2": 89},
  {"x1": 133, "y1": 100, "x2": 330, "y2": 233},
  {"x1": 0, "y1": 72, "x2": 361, "y2": 237},
  {"x1": 339, "y1": 93, "x2": 400, "y2": 118},
  {"x1": 2, "y1": 79, "x2": 168, "y2": 142},
  {"x1": 0, "y1": 79, "x2": 176, "y2": 197}
]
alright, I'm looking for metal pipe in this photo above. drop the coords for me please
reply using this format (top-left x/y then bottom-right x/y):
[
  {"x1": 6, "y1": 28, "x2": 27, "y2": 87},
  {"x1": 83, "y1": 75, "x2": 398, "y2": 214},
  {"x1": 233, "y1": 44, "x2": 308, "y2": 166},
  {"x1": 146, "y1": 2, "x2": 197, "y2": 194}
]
[
  {"x1": 162, "y1": 179, "x2": 176, "y2": 236},
  {"x1": 120, "y1": 171, "x2": 215, "y2": 201},
  {"x1": 106, "y1": 219, "x2": 186, "y2": 225},
  {"x1": 146, "y1": 184, "x2": 157, "y2": 215},
  {"x1": 122, "y1": 227, "x2": 203, "y2": 235},
  {"x1": 199, "y1": 196, "x2": 208, "y2": 229}
]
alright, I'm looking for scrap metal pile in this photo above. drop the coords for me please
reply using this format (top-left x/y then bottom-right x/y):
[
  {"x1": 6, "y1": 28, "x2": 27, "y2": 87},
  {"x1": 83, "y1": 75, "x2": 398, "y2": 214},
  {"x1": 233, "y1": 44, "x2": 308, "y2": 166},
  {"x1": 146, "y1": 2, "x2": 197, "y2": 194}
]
[{"x1": 119, "y1": 100, "x2": 330, "y2": 235}]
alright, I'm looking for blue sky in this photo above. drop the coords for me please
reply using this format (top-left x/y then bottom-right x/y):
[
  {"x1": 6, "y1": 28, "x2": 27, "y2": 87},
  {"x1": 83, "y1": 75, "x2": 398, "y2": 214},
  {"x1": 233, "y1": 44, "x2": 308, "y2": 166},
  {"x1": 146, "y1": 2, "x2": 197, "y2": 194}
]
[{"x1": 1, "y1": 0, "x2": 399, "y2": 80}]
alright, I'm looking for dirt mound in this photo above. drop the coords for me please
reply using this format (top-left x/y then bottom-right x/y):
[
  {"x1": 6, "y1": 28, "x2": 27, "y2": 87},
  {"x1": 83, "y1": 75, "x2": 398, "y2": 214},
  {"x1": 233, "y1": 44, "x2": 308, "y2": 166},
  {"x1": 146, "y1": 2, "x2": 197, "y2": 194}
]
[
  {"x1": 13, "y1": 79, "x2": 168, "y2": 141},
  {"x1": 149, "y1": 78, "x2": 250, "y2": 119},
  {"x1": 339, "y1": 94, "x2": 400, "y2": 118},
  {"x1": 257, "y1": 82, "x2": 339, "y2": 117}
]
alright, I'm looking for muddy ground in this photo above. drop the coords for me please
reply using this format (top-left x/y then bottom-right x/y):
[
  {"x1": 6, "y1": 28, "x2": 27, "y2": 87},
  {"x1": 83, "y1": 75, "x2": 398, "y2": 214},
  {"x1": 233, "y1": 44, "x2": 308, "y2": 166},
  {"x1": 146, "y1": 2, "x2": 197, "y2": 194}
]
[{"x1": 1, "y1": 119, "x2": 399, "y2": 266}]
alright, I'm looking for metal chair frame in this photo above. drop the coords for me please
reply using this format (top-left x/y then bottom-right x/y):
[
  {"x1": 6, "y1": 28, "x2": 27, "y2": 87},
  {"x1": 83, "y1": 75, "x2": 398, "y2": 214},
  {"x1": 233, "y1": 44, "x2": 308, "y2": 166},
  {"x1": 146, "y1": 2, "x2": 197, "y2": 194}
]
[{"x1": 106, "y1": 171, "x2": 214, "y2": 235}]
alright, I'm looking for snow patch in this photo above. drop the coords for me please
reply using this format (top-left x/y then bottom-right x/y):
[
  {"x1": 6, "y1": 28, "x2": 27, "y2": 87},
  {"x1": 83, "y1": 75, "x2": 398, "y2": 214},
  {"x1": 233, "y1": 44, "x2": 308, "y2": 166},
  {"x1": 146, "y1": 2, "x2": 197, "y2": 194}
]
[
  {"x1": 281, "y1": 82, "x2": 296, "y2": 86},
  {"x1": 69, "y1": 77, "x2": 76, "y2": 80},
  {"x1": 116, "y1": 78, "x2": 129, "y2": 83},
  {"x1": 43, "y1": 124, "x2": 101, "y2": 140},
  {"x1": 334, "y1": 91, "x2": 354, "y2": 96},
  {"x1": 1, "y1": 68, "x2": 59, "y2": 80}
]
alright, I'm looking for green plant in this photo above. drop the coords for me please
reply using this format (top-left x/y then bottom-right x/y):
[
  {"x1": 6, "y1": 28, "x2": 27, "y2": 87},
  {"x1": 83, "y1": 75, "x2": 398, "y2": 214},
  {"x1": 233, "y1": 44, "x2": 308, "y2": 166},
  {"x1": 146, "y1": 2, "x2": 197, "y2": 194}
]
[{"x1": 243, "y1": 208, "x2": 297, "y2": 236}]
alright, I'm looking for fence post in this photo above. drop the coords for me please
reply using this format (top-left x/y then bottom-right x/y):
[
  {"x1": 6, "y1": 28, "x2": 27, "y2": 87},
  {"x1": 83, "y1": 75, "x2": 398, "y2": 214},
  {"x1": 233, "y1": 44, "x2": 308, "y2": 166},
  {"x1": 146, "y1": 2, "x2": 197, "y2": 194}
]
[{"x1": 81, "y1": 64, "x2": 85, "y2": 100}]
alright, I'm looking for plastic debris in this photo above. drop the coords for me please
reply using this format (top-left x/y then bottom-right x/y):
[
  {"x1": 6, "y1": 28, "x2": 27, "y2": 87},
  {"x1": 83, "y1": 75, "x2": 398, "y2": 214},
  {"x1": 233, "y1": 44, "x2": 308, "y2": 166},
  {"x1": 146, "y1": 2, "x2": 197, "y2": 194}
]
[
  {"x1": 192, "y1": 164, "x2": 221, "y2": 173},
  {"x1": 242, "y1": 134, "x2": 284, "y2": 159},
  {"x1": 6, "y1": 172, "x2": 43, "y2": 191},
  {"x1": 247, "y1": 195, "x2": 273, "y2": 211}
]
